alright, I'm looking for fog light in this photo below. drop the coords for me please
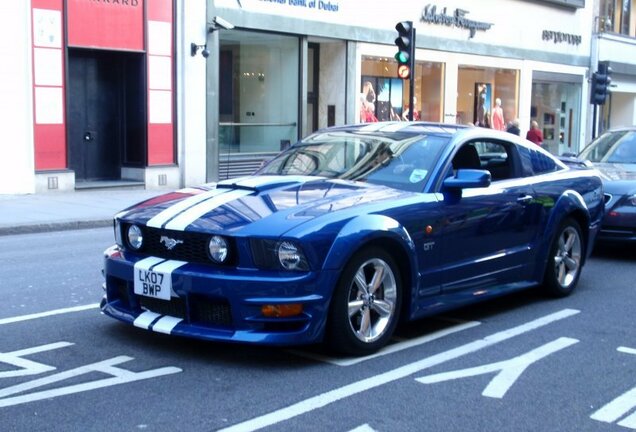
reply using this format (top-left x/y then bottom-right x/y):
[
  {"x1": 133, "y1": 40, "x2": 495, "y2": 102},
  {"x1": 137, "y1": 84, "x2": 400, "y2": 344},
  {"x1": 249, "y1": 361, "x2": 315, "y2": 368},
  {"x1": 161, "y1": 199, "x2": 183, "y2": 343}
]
[{"x1": 261, "y1": 304, "x2": 303, "y2": 317}]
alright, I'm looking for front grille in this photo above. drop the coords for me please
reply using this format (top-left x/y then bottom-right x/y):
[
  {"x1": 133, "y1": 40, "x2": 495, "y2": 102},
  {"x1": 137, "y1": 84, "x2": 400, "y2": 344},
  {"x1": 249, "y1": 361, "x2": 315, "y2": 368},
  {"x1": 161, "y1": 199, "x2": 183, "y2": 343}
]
[
  {"x1": 190, "y1": 295, "x2": 232, "y2": 326},
  {"x1": 140, "y1": 296, "x2": 187, "y2": 319},
  {"x1": 122, "y1": 224, "x2": 236, "y2": 266},
  {"x1": 136, "y1": 294, "x2": 233, "y2": 327}
]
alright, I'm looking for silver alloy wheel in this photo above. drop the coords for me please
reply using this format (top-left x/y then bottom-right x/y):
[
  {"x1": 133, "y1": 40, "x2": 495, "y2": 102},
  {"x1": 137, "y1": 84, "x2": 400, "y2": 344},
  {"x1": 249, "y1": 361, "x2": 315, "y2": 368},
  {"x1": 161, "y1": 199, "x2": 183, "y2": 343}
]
[
  {"x1": 553, "y1": 225, "x2": 582, "y2": 288},
  {"x1": 346, "y1": 257, "x2": 398, "y2": 343}
]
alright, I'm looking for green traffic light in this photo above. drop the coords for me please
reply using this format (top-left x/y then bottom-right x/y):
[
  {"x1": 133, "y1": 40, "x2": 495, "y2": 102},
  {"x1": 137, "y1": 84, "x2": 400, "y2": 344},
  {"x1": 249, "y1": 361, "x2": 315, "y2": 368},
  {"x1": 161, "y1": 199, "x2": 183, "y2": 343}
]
[{"x1": 395, "y1": 51, "x2": 409, "y2": 63}]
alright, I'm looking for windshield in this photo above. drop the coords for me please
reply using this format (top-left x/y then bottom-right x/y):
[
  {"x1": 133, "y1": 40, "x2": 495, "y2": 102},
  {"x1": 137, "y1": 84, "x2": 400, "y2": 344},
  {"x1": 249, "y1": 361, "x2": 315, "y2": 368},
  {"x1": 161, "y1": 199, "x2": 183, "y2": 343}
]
[
  {"x1": 579, "y1": 130, "x2": 636, "y2": 164},
  {"x1": 256, "y1": 131, "x2": 450, "y2": 191}
]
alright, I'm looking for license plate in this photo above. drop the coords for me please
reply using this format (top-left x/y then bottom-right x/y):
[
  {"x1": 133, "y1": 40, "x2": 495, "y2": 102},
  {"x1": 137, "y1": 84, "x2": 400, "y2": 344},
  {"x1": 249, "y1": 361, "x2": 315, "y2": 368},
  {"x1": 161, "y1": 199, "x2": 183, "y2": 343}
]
[
  {"x1": 134, "y1": 267, "x2": 171, "y2": 300},
  {"x1": 133, "y1": 258, "x2": 186, "y2": 301}
]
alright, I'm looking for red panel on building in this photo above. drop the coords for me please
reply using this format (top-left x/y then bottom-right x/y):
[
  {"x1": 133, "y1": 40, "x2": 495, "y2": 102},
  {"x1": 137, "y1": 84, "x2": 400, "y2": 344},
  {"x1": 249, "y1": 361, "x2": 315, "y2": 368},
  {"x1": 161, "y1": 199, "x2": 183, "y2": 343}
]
[
  {"x1": 32, "y1": 0, "x2": 62, "y2": 9},
  {"x1": 34, "y1": 125, "x2": 66, "y2": 170},
  {"x1": 147, "y1": 0, "x2": 175, "y2": 166},
  {"x1": 148, "y1": 124, "x2": 174, "y2": 165},
  {"x1": 147, "y1": 0, "x2": 172, "y2": 21},
  {"x1": 32, "y1": 0, "x2": 66, "y2": 171},
  {"x1": 67, "y1": 0, "x2": 144, "y2": 50}
]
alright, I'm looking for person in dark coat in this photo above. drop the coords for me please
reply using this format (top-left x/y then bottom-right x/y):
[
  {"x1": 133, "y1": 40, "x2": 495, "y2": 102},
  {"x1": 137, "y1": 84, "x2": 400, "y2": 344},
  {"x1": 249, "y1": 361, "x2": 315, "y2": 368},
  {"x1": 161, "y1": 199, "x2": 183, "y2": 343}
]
[{"x1": 506, "y1": 118, "x2": 520, "y2": 136}]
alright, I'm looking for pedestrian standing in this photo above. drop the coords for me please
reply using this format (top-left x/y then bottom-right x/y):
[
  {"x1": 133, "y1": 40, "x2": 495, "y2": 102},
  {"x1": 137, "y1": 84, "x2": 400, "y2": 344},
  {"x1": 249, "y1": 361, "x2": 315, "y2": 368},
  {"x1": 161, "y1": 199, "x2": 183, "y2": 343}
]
[
  {"x1": 526, "y1": 120, "x2": 544, "y2": 146},
  {"x1": 506, "y1": 119, "x2": 520, "y2": 136}
]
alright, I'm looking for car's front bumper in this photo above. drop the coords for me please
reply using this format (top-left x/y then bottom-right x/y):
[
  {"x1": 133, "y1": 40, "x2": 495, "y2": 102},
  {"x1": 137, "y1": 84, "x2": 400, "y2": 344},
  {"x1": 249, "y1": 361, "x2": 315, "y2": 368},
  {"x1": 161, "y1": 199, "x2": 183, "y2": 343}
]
[
  {"x1": 100, "y1": 246, "x2": 339, "y2": 346},
  {"x1": 598, "y1": 203, "x2": 636, "y2": 242}
]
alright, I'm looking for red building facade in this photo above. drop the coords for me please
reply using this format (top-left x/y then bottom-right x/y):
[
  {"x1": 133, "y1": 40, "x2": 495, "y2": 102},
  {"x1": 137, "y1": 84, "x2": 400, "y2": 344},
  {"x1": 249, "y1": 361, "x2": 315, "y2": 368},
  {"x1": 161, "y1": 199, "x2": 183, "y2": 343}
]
[{"x1": 30, "y1": 0, "x2": 175, "y2": 189}]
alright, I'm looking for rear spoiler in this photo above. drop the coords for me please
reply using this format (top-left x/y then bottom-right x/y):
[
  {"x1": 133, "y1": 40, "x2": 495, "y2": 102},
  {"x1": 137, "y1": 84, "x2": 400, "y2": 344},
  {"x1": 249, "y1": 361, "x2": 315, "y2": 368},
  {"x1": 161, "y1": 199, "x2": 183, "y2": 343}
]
[{"x1": 557, "y1": 155, "x2": 594, "y2": 169}]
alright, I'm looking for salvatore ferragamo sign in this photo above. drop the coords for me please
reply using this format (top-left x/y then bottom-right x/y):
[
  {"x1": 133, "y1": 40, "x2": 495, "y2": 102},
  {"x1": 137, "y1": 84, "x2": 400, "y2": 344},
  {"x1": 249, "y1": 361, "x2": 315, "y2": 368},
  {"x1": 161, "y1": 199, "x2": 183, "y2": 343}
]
[{"x1": 420, "y1": 4, "x2": 493, "y2": 39}]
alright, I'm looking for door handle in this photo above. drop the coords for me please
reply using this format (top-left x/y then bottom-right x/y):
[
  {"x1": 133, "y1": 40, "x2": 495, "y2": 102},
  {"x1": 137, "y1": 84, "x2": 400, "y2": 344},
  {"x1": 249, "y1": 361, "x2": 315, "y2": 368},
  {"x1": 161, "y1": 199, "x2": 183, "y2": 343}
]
[{"x1": 517, "y1": 194, "x2": 533, "y2": 204}]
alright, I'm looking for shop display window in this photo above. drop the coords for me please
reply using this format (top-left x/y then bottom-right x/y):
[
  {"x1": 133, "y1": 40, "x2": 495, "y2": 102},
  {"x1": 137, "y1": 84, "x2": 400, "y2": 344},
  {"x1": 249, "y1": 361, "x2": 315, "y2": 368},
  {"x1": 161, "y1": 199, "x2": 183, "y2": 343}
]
[
  {"x1": 360, "y1": 56, "x2": 444, "y2": 123},
  {"x1": 218, "y1": 30, "x2": 299, "y2": 155},
  {"x1": 457, "y1": 67, "x2": 519, "y2": 129}
]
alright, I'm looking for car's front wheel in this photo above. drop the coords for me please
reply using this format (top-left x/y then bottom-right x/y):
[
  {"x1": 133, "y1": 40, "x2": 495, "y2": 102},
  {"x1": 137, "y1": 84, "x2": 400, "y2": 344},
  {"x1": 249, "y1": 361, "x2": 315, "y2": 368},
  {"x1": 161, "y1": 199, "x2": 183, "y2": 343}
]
[
  {"x1": 542, "y1": 218, "x2": 584, "y2": 297},
  {"x1": 326, "y1": 247, "x2": 402, "y2": 356}
]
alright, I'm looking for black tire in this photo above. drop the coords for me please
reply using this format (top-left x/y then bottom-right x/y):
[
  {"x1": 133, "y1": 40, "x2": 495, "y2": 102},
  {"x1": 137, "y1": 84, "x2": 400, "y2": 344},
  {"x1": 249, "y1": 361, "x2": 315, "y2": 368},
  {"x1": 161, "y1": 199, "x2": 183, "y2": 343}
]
[
  {"x1": 326, "y1": 247, "x2": 402, "y2": 356},
  {"x1": 542, "y1": 218, "x2": 584, "y2": 297}
]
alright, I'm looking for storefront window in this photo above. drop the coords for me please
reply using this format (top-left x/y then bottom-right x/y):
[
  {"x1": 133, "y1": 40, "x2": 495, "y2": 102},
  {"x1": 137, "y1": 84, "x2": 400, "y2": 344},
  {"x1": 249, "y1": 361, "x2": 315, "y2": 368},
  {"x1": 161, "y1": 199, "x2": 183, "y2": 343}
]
[
  {"x1": 219, "y1": 30, "x2": 299, "y2": 155},
  {"x1": 456, "y1": 67, "x2": 519, "y2": 129},
  {"x1": 600, "y1": 0, "x2": 636, "y2": 36},
  {"x1": 530, "y1": 81, "x2": 581, "y2": 155},
  {"x1": 360, "y1": 56, "x2": 443, "y2": 123}
]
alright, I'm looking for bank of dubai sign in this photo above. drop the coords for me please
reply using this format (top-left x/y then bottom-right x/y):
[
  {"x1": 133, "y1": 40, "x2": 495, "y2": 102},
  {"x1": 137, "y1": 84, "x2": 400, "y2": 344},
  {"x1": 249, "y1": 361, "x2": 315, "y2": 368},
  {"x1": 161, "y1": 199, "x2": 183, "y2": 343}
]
[{"x1": 420, "y1": 5, "x2": 493, "y2": 39}]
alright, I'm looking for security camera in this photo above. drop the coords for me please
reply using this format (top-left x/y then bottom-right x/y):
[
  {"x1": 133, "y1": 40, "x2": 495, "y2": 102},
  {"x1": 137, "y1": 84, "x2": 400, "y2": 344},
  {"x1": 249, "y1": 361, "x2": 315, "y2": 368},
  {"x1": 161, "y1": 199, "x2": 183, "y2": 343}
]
[
  {"x1": 201, "y1": 48, "x2": 210, "y2": 58},
  {"x1": 212, "y1": 16, "x2": 234, "y2": 30}
]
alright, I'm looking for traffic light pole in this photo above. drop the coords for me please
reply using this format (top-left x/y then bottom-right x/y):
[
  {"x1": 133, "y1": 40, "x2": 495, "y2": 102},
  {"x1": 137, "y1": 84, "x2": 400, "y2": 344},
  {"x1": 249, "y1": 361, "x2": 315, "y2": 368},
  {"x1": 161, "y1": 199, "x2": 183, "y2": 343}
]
[
  {"x1": 394, "y1": 21, "x2": 416, "y2": 121},
  {"x1": 592, "y1": 102, "x2": 597, "y2": 140},
  {"x1": 407, "y1": 28, "x2": 416, "y2": 121}
]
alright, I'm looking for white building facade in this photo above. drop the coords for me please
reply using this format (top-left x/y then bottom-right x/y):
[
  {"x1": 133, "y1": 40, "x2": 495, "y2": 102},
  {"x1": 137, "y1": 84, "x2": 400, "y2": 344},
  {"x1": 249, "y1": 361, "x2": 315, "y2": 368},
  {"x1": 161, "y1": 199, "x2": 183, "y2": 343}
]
[
  {"x1": 1, "y1": 1, "x2": 596, "y2": 194},
  {"x1": 595, "y1": 0, "x2": 636, "y2": 132},
  {"x1": 204, "y1": 0, "x2": 594, "y2": 179}
]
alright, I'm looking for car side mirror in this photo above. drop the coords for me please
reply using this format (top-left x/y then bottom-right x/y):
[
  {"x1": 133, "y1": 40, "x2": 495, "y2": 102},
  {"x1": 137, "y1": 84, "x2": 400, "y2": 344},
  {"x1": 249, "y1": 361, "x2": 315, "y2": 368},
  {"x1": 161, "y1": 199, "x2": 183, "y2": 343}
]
[{"x1": 443, "y1": 169, "x2": 491, "y2": 189}]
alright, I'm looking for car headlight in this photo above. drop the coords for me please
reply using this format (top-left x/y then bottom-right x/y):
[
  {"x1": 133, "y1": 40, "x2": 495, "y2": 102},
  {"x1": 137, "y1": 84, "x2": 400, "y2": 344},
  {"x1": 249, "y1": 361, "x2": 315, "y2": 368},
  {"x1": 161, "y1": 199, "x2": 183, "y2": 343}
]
[
  {"x1": 127, "y1": 224, "x2": 144, "y2": 250},
  {"x1": 277, "y1": 241, "x2": 308, "y2": 271},
  {"x1": 208, "y1": 235, "x2": 229, "y2": 263},
  {"x1": 250, "y1": 239, "x2": 310, "y2": 271}
]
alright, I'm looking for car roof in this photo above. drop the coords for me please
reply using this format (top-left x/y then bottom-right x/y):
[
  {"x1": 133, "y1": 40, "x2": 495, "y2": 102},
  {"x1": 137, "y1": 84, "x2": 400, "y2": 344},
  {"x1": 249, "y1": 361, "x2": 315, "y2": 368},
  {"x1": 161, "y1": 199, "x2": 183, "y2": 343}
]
[
  {"x1": 314, "y1": 121, "x2": 533, "y2": 146},
  {"x1": 316, "y1": 121, "x2": 466, "y2": 135},
  {"x1": 602, "y1": 126, "x2": 636, "y2": 133}
]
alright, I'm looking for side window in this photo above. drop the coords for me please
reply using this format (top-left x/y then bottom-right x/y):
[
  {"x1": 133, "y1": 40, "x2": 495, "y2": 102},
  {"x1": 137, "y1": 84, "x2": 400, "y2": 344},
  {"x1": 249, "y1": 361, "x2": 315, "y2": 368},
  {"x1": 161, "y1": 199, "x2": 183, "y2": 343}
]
[
  {"x1": 470, "y1": 140, "x2": 514, "y2": 181},
  {"x1": 528, "y1": 147, "x2": 560, "y2": 174}
]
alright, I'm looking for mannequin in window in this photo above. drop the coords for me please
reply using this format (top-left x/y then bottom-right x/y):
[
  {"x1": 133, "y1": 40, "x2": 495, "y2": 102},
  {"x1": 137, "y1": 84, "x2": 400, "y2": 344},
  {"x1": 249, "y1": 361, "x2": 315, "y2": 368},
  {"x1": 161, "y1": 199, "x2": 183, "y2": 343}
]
[
  {"x1": 492, "y1": 98, "x2": 505, "y2": 131},
  {"x1": 402, "y1": 96, "x2": 421, "y2": 121},
  {"x1": 360, "y1": 81, "x2": 378, "y2": 123}
]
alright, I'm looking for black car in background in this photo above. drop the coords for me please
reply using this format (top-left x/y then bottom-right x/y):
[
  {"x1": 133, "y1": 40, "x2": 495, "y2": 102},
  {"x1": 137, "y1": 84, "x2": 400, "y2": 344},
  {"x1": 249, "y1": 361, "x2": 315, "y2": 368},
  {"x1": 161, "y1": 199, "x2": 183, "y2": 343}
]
[{"x1": 578, "y1": 127, "x2": 636, "y2": 242}]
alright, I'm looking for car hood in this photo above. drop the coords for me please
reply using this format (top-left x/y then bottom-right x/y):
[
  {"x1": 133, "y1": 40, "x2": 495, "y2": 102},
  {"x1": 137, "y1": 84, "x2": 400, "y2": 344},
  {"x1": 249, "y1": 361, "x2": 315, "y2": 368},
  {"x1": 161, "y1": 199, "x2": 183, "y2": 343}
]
[
  {"x1": 592, "y1": 163, "x2": 636, "y2": 194},
  {"x1": 117, "y1": 175, "x2": 418, "y2": 236}
]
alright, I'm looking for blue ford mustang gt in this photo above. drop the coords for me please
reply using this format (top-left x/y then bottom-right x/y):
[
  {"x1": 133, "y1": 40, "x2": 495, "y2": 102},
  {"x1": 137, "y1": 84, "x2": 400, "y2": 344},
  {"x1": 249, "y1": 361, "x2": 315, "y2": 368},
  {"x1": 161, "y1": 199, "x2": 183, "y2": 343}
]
[{"x1": 101, "y1": 122, "x2": 604, "y2": 355}]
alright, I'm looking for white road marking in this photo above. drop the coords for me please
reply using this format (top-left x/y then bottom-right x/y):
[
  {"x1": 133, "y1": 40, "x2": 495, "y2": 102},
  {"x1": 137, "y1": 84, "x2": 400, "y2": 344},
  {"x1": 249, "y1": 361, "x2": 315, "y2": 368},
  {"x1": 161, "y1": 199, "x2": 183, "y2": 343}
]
[
  {"x1": 618, "y1": 347, "x2": 636, "y2": 356},
  {"x1": 0, "y1": 304, "x2": 99, "y2": 326},
  {"x1": 348, "y1": 425, "x2": 377, "y2": 432},
  {"x1": 591, "y1": 346, "x2": 636, "y2": 429},
  {"x1": 288, "y1": 319, "x2": 481, "y2": 366},
  {"x1": 416, "y1": 337, "x2": 579, "y2": 398},
  {"x1": 0, "y1": 356, "x2": 181, "y2": 408},
  {"x1": 219, "y1": 309, "x2": 580, "y2": 432},
  {"x1": 0, "y1": 342, "x2": 73, "y2": 378}
]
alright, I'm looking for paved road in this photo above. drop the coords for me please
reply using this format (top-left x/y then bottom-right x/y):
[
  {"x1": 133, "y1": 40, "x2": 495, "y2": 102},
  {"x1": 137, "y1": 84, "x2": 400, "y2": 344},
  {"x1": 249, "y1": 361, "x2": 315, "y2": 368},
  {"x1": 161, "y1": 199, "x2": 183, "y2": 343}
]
[{"x1": 1, "y1": 229, "x2": 635, "y2": 431}]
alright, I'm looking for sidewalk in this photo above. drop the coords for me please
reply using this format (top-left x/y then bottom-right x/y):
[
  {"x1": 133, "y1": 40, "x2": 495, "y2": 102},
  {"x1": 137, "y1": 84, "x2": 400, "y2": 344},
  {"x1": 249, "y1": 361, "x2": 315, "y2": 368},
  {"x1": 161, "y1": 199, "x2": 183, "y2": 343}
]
[{"x1": 0, "y1": 189, "x2": 164, "y2": 236}]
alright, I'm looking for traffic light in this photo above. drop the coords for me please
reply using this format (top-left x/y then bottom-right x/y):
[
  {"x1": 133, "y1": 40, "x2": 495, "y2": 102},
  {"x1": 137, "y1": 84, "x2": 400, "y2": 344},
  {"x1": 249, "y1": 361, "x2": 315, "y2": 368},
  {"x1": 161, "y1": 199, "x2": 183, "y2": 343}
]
[
  {"x1": 590, "y1": 60, "x2": 612, "y2": 105},
  {"x1": 394, "y1": 21, "x2": 414, "y2": 80}
]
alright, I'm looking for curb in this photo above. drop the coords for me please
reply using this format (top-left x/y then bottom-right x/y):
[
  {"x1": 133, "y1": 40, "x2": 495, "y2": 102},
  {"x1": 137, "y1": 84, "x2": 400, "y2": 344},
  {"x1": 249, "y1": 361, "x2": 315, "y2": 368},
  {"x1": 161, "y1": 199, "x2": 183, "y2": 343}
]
[{"x1": 0, "y1": 219, "x2": 113, "y2": 236}]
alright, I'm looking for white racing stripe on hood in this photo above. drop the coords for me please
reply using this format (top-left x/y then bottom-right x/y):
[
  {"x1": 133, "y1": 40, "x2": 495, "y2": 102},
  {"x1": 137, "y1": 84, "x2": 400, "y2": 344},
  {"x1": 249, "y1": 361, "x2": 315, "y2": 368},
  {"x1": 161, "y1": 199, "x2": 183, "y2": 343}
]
[
  {"x1": 164, "y1": 189, "x2": 254, "y2": 231},
  {"x1": 146, "y1": 188, "x2": 226, "y2": 228}
]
